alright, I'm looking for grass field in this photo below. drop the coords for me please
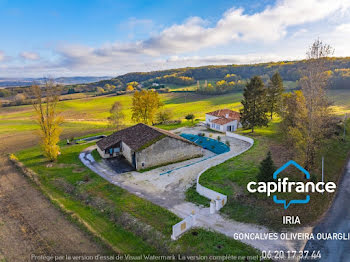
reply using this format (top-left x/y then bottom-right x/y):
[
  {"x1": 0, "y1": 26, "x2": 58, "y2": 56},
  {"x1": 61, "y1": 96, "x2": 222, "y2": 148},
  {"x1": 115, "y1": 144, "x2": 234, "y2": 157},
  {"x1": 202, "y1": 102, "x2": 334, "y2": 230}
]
[
  {"x1": 1, "y1": 88, "x2": 348, "y2": 135},
  {"x1": 15, "y1": 140, "x2": 260, "y2": 257},
  {"x1": 187, "y1": 117, "x2": 350, "y2": 230},
  {"x1": 0, "y1": 92, "x2": 244, "y2": 137},
  {"x1": 2, "y1": 87, "x2": 350, "y2": 254}
]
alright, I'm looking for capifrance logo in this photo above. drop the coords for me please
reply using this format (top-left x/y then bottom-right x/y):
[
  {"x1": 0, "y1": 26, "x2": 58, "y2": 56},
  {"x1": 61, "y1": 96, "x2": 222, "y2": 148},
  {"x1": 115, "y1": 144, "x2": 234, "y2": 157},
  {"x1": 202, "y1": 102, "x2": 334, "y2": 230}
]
[{"x1": 246, "y1": 160, "x2": 337, "y2": 209}]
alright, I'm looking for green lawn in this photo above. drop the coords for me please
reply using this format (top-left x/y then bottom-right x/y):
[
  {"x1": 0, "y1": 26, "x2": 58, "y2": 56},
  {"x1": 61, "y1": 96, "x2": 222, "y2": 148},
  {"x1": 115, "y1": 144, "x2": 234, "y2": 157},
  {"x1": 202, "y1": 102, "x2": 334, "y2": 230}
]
[
  {"x1": 4, "y1": 87, "x2": 350, "y2": 252},
  {"x1": 0, "y1": 92, "x2": 243, "y2": 136},
  {"x1": 2, "y1": 88, "x2": 349, "y2": 137},
  {"x1": 91, "y1": 149, "x2": 102, "y2": 162},
  {"x1": 187, "y1": 118, "x2": 350, "y2": 230},
  {"x1": 16, "y1": 140, "x2": 261, "y2": 256}
]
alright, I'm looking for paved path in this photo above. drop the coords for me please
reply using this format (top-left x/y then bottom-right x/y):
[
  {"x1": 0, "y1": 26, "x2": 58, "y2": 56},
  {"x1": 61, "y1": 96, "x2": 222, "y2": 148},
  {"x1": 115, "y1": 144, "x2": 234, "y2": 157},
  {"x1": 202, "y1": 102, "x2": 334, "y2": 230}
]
[
  {"x1": 80, "y1": 131, "x2": 304, "y2": 254},
  {"x1": 302, "y1": 158, "x2": 350, "y2": 262}
]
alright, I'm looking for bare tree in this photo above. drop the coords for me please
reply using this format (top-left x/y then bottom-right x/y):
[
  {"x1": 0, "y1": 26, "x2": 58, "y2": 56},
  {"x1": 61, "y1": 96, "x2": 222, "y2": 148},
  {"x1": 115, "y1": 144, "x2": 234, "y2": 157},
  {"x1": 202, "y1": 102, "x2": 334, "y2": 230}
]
[
  {"x1": 300, "y1": 39, "x2": 335, "y2": 169},
  {"x1": 108, "y1": 101, "x2": 125, "y2": 130},
  {"x1": 31, "y1": 79, "x2": 63, "y2": 161}
]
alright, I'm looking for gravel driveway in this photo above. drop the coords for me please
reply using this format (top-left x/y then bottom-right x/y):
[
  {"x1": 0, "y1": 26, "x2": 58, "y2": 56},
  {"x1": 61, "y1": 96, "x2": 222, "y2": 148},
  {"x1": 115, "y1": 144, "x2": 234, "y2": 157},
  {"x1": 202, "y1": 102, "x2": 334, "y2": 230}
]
[{"x1": 80, "y1": 127, "x2": 305, "y2": 254}]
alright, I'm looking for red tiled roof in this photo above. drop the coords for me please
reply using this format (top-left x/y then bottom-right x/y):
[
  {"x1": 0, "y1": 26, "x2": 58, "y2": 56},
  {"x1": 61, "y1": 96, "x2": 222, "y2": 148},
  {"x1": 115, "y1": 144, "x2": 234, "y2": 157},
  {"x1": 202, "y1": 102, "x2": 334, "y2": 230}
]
[
  {"x1": 206, "y1": 109, "x2": 240, "y2": 120},
  {"x1": 211, "y1": 118, "x2": 237, "y2": 125}
]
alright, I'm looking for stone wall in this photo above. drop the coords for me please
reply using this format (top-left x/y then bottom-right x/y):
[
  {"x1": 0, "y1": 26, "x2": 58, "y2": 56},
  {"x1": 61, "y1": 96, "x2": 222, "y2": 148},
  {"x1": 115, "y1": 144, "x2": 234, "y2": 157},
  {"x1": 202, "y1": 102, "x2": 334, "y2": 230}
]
[
  {"x1": 196, "y1": 133, "x2": 254, "y2": 211},
  {"x1": 136, "y1": 137, "x2": 203, "y2": 170},
  {"x1": 122, "y1": 142, "x2": 134, "y2": 167}
]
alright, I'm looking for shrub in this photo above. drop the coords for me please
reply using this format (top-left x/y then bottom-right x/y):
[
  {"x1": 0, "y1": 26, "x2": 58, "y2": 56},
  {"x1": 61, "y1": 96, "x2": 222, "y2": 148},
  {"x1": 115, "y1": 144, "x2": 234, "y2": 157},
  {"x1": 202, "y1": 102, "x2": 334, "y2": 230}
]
[
  {"x1": 225, "y1": 140, "x2": 230, "y2": 146},
  {"x1": 185, "y1": 114, "x2": 195, "y2": 123},
  {"x1": 256, "y1": 151, "x2": 276, "y2": 182},
  {"x1": 156, "y1": 109, "x2": 173, "y2": 124},
  {"x1": 217, "y1": 136, "x2": 221, "y2": 142}
]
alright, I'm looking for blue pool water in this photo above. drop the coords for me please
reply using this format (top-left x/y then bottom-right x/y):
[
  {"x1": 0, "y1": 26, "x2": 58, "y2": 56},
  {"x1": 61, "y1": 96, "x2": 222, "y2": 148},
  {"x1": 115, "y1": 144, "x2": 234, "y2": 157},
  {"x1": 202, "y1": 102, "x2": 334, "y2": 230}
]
[{"x1": 180, "y1": 133, "x2": 230, "y2": 154}]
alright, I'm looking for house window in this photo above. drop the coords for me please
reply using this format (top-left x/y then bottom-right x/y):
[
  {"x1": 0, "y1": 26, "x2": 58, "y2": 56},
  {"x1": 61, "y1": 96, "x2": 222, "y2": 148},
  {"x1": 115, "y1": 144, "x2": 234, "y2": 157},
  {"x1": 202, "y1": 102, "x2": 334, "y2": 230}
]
[{"x1": 142, "y1": 162, "x2": 145, "y2": 167}]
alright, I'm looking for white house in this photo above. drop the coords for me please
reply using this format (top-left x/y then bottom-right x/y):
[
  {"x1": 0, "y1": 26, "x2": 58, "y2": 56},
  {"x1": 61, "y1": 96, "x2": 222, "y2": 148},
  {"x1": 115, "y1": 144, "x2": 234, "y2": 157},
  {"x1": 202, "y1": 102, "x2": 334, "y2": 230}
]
[{"x1": 205, "y1": 109, "x2": 241, "y2": 132}]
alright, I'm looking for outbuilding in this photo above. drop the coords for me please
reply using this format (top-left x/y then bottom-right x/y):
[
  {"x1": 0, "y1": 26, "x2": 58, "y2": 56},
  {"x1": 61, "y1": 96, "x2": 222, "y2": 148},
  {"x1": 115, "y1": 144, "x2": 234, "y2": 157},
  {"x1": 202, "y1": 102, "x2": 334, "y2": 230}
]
[{"x1": 96, "y1": 123, "x2": 203, "y2": 170}]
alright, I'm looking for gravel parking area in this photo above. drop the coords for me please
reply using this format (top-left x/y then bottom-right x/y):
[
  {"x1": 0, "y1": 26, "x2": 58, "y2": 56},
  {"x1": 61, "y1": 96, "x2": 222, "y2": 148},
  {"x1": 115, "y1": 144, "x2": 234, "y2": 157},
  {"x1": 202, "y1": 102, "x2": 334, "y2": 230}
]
[{"x1": 81, "y1": 125, "x2": 250, "y2": 207}]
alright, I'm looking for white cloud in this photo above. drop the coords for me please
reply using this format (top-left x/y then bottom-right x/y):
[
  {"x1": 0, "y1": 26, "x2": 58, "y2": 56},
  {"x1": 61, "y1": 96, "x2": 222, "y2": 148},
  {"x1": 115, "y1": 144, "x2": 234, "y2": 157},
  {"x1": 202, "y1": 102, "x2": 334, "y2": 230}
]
[
  {"x1": 1, "y1": 0, "x2": 350, "y2": 77},
  {"x1": 166, "y1": 54, "x2": 286, "y2": 65},
  {"x1": 57, "y1": 0, "x2": 350, "y2": 63},
  {"x1": 335, "y1": 23, "x2": 350, "y2": 33},
  {"x1": 20, "y1": 51, "x2": 40, "y2": 60},
  {"x1": 291, "y1": 28, "x2": 308, "y2": 38},
  {"x1": 0, "y1": 51, "x2": 4, "y2": 61},
  {"x1": 138, "y1": 0, "x2": 350, "y2": 54}
]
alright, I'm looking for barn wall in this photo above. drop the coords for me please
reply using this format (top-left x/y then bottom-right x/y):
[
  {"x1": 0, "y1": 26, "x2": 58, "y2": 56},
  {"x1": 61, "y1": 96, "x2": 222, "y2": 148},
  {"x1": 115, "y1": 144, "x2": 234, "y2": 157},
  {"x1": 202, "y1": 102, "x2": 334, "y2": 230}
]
[
  {"x1": 122, "y1": 142, "x2": 134, "y2": 166},
  {"x1": 96, "y1": 146, "x2": 110, "y2": 158},
  {"x1": 136, "y1": 137, "x2": 203, "y2": 170}
]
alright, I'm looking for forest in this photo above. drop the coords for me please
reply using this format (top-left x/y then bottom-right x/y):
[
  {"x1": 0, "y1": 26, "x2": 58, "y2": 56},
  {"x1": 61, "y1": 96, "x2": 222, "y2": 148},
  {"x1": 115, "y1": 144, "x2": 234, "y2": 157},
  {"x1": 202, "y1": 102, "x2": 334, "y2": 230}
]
[{"x1": 2, "y1": 57, "x2": 350, "y2": 103}]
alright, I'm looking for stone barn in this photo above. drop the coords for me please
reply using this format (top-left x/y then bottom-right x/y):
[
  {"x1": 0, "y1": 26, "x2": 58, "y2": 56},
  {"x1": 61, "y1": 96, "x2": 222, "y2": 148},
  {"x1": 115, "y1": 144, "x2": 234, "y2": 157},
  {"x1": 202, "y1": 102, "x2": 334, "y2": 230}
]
[{"x1": 96, "y1": 123, "x2": 203, "y2": 170}]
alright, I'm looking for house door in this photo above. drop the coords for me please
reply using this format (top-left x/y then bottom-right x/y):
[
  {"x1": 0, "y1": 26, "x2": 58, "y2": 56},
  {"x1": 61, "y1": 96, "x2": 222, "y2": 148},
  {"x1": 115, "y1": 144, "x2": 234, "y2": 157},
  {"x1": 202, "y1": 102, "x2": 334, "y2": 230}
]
[
  {"x1": 132, "y1": 152, "x2": 136, "y2": 168},
  {"x1": 227, "y1": 126, "x2": 231, "y2": 132}
]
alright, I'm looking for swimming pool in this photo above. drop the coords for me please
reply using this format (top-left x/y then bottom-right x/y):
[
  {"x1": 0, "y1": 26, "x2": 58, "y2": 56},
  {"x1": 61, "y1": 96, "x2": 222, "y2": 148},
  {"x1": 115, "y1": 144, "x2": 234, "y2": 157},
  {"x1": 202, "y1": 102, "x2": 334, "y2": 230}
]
[{"x1": 180, "y1": 133, "x2": 230, "y2": 154}]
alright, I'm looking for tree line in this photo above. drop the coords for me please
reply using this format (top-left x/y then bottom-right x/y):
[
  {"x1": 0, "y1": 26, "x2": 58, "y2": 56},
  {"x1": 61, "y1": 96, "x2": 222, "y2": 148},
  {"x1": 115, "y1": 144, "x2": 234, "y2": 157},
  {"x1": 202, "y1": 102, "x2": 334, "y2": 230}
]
[{"x1": 240, "y1": 39, "x2": 339, "y2": 172}]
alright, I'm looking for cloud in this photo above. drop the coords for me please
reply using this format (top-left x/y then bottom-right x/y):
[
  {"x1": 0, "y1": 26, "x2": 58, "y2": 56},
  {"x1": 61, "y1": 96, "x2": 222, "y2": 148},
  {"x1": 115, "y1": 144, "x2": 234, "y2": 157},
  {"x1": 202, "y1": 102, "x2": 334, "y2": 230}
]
[
  {"x1": 166, "y1": 54, "x2": 287, "y2": 65},
  {"x1": 58, "y1": 0, "x2": 350, "y2": 61},
  {"x1": 20, "y1": 51, "x2": 40, "y2": 60},
  {"x1": 118, "y1": 17, "x2": 156, "y2": 40},
  {"x1": 1, "y1": 0, "x2": 350, "y2": 77},
  {"x1": 335, "y1": 23, "x2": 350, "y2": 34},
  {"x1": 0, "y1": 51, "x2": 4, "y2": 61},
  {"x1": 139, "y1": 0, "x2": 350, "y2": 55}
]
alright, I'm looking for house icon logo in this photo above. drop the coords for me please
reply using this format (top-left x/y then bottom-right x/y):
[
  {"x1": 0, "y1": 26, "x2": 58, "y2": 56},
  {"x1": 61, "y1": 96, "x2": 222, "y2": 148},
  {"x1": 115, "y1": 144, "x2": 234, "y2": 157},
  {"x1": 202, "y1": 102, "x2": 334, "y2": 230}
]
[
  {"x1": 273, "y1": 160, "x2": 310, "y2": 209},
  {"x1": 246, "y1": 160, "x2": 336, "y2": 208}
]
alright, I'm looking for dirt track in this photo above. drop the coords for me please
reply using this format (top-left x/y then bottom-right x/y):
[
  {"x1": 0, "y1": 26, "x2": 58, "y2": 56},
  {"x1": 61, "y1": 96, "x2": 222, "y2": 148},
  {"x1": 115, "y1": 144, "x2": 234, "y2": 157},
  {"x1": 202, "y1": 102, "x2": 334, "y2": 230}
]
[{"x1": 0, "y1": 131, "x2": 107, "y2": 261}]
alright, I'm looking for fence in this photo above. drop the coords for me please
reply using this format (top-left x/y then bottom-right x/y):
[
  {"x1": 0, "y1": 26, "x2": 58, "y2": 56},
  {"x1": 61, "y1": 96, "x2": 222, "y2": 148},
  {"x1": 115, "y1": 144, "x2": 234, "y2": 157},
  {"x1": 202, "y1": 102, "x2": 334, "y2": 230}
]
[
  {"x1": 225, "y1": 131, "x2": 254, "y2": 144},
  {"x1": 196, "y1": 182, "x2": 227, "y2": 208},
  {"x1": 171, "y1": 214, "x2": 196, "y2": 240},
  {"x1": 196, "y1": 132, "x2": 254, "y2": 212}
]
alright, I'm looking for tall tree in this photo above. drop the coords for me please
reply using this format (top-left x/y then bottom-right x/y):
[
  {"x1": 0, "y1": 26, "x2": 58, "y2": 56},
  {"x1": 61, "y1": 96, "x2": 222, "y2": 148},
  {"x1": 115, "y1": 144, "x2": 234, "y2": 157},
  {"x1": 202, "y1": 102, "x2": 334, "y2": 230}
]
[
  {"x1": 240, "y1": 76, "x2": 269, "y2": 133},
  {"x1": 31, "y1": 80, "x2": 63, "y2": 161},
  {"x1": 267, "y1": 72, "x2": 284, "y2": 119},
  {"x1": 131, "y1": 90, "x2": 163, "y2": 124},
  {"x1": 108, "y1": 101, "x2": 125, "y2": 130},
  {"x1": 280, "y1": 91, "x2": 308, "y2": 164},
  {"x1": 300, "y1": 39, "x2": 335, "y2": 169}
]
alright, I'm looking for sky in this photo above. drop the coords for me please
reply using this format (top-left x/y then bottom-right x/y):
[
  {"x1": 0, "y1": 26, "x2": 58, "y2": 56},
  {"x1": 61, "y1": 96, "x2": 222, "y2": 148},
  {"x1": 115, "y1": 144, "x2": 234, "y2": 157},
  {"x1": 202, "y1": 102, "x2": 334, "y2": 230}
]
[{"x1": 1, "y1": 0, "x2": 350, "y2": 78}]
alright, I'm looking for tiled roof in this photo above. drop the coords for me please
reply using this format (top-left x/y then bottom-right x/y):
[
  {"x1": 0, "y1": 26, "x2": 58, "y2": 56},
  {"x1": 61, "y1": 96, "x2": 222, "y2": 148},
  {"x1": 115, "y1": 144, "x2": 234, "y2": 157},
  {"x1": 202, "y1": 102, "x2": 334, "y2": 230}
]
[
  {"x1": 211, "y1": 118, "x2": 237, "y2": 125},
  {"x1": 206, "y1": 109, "x2": 240, "y2": 120},
  {"x1": 97, "y1": 123, "x2": 196, "y2": 151}
]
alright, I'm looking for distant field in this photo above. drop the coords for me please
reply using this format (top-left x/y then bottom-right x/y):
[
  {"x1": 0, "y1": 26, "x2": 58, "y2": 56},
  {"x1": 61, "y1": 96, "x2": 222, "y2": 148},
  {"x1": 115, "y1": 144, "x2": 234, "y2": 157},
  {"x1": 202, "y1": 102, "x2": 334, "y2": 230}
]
[
  {"x1": 0, "y1": 89, "x2": 349, "y2": 139},
  {"x1": 328, "y1": 89, "x2": 350, "y2": 115},
  {"x1": 0, "y1": 92, "x2": 243, "y2": 135},
  {"x1": 167, "y1": 79, "x2": 219, "y2": 91}
]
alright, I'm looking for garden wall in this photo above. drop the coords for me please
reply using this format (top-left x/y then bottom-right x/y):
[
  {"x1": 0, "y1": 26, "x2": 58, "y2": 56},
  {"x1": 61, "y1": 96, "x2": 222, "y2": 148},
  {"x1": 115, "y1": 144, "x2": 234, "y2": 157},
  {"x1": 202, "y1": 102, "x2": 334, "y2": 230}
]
[{"x1": 196, "y1": 132, "x2": 254, "y2": 211}]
